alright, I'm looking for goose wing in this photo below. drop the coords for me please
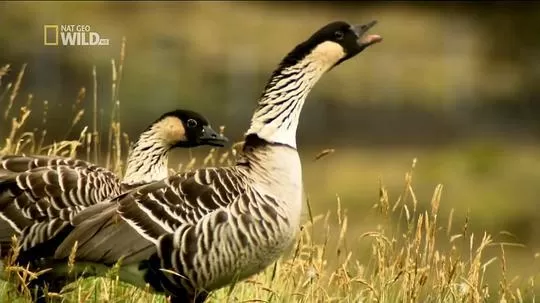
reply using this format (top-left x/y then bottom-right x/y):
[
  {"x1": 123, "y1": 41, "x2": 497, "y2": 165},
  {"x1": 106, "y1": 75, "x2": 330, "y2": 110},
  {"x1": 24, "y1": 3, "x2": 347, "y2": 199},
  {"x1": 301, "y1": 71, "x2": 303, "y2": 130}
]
[
  {"x1": 0, "y1": 162, "x2": 123, "y2": 254},
  {"x1": 51, "y1": 167, "x2": 249, "y2": 264},
  {"x1": 0, "y1": 155, "x2": 97, "y2": 176}
]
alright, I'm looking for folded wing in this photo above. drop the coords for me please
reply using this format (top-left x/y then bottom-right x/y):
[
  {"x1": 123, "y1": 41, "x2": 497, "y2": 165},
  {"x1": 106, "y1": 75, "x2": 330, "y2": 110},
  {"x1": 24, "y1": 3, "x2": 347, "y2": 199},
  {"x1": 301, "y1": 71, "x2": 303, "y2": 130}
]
[
  {"x1": 51, "y1": 167, "x2": 248, "y2": 265},
  {"x1": 0, "y1": 156, "x2": 123, "y2": 255}
]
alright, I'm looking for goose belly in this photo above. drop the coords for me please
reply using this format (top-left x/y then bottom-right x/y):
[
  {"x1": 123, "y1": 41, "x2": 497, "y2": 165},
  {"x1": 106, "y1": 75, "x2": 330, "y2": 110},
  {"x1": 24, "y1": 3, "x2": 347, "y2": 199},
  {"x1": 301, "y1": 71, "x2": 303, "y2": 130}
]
[{"x1": 205, "y1": 219, "x2": 299, "y2": 291}]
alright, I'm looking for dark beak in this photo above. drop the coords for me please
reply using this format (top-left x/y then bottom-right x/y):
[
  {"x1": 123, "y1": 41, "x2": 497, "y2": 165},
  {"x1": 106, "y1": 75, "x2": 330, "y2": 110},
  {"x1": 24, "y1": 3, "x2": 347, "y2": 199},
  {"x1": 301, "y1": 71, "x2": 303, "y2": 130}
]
[
  {"x1": 352, "y1": 20, "x2": 382, "y2": 47},
  {"x1": 199, "y1": 125, "x2": 229, "y2": 147}
]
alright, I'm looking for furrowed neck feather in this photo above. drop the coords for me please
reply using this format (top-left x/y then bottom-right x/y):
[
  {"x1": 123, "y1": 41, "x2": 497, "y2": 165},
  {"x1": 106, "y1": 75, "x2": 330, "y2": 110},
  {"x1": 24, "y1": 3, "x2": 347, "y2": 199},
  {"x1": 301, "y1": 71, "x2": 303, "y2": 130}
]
[
  {"x1": 122, "y1": 130, "x2": 171, "y2": 186},
  {"x1": 245, "y1": 41, "x2": 345, "y2": 149}
]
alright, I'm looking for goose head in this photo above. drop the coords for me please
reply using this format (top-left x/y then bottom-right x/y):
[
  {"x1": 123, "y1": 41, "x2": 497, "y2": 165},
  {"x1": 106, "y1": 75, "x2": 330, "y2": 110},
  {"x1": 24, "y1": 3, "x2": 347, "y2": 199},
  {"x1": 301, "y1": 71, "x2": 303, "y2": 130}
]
[
  {"x1": 279, "y1": 20, "x2": 382, "y2": 71},
  {"x1": 150, "y1": 110, "x2": 229, "y2": 148}
]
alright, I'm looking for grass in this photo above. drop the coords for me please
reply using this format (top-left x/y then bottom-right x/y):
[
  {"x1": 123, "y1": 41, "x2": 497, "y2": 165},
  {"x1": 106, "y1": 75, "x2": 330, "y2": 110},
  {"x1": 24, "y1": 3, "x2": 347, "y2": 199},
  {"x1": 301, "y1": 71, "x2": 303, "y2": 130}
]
[{"x1": 0, "y1": 47, "x2": 539, "y2": 303}]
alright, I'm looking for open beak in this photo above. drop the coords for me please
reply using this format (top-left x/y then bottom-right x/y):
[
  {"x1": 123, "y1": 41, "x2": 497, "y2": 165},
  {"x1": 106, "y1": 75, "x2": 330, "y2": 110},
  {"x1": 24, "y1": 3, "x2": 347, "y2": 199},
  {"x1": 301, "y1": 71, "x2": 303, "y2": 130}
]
[
  {"x1": 352, "y1": 20, "x2": 383, "y2": 47},
  {"x1": 199, "y1": 125, "x2": 229, "y2": 147}
]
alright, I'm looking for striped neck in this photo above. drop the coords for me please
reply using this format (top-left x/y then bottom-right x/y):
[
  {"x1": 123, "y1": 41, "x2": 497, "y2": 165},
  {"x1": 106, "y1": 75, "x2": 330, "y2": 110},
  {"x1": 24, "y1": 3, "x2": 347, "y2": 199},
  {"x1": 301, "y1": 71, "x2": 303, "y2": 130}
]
[
  {"x1": 122, "y1": 130, "x2": 171, "y2": 186},
  {"x1": 245, "y1": 41, "x2": 345, "y2": 149}
]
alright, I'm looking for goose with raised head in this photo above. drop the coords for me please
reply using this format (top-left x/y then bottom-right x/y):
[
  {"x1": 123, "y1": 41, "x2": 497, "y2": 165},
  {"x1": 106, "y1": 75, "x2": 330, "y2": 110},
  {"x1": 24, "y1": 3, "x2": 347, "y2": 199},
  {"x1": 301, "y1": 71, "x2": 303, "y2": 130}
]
[
  {"x1": 0, "y1": 109, "x2": 228, "y2": 257},
  {"x1": 11, "y1": 20, "x2": 382, "y2": 303}
]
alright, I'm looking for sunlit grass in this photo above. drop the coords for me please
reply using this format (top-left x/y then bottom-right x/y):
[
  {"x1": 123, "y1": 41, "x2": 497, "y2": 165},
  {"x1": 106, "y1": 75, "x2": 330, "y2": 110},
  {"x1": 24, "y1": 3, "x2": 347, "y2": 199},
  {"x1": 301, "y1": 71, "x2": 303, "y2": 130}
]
[
  {"x1": 1, "y1": 48, "x2": 539, "y2": 302},
  {"x1": 1, "y1": 153, "x2": 538, "y2": 302}
]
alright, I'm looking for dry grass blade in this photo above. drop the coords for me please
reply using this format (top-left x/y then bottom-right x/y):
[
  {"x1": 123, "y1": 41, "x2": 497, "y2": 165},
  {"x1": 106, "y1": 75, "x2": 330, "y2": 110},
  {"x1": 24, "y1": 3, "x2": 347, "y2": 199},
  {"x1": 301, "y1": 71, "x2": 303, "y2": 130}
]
[
  {"x1": 0, "y1": 64, "x2": 10, "y2": 81},
  {"x1": 4, "y1": 63, "x2": 26, "y2": 119},
  {"x1": 314, "y1": 148, "x2": 335, "y2": 161},
  {"x1": 92, "y1": 65, "x2": 99, "y2": 164}
]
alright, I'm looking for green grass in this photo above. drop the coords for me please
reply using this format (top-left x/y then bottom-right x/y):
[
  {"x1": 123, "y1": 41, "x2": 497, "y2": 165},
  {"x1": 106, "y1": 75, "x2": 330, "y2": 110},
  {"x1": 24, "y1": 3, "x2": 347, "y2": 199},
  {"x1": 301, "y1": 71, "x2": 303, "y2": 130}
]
[{"x1": 1, "y1": 49, "x2": 540, "y2": 302}]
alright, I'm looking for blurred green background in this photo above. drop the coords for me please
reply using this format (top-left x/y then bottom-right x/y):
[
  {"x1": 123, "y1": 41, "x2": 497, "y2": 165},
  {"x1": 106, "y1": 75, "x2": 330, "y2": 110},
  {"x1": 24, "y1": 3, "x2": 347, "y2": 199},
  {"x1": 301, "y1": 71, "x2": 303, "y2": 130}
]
[{"x1": 1, "y1": 1, "x2": 540, "y2": 282}]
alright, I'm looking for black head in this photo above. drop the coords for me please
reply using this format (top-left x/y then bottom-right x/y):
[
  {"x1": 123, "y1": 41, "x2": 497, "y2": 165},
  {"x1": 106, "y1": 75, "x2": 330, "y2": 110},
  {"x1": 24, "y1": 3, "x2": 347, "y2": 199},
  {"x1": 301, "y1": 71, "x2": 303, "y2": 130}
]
[
  {"x1": 152, "y1": 109, "x2": 229, "y2": 148},
  {"x1": 278, "y1": 20, "x2": 382, "y2": 70}
]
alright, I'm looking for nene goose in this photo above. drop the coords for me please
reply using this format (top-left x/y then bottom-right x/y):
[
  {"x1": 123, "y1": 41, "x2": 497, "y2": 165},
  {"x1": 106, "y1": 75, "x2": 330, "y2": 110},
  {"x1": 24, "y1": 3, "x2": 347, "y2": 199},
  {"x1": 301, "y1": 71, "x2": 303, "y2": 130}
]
[
  {"x1": 10, "y1": 20, "x2": 382, "y2": 303},
  {"x1": 0, "y1": 109, "x2": 228, "y2": 257}
]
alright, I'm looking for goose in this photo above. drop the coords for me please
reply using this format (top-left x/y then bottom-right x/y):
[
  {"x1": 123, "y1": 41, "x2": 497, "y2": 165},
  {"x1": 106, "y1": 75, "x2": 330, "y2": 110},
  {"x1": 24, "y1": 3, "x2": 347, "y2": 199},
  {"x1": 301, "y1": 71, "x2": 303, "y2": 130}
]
[
  {"x1": 9, "y1": 20, "x2": 382, "y2": 303},
  {"x1": 0, "y1": 109, "x2": 228, "y2": 257}
]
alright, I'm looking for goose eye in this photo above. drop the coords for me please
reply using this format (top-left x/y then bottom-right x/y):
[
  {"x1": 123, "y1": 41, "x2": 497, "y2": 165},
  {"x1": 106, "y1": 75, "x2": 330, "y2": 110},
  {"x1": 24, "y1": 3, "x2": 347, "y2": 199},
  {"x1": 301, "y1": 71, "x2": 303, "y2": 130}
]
[
  {"x1": 186, "y1": 119, "x2": 198, "y2": 128},
  {"x1": 334, "y1": 30, "x2": 344, "y2": 40}
]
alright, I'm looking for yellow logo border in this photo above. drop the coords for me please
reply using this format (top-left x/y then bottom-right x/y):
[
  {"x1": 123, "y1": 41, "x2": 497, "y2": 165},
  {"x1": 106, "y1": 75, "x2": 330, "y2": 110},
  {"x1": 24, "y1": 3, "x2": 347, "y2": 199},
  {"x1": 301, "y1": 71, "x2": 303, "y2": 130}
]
[{"x1": 43, "y1": 25, "x2": 59, "y2": 46}]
